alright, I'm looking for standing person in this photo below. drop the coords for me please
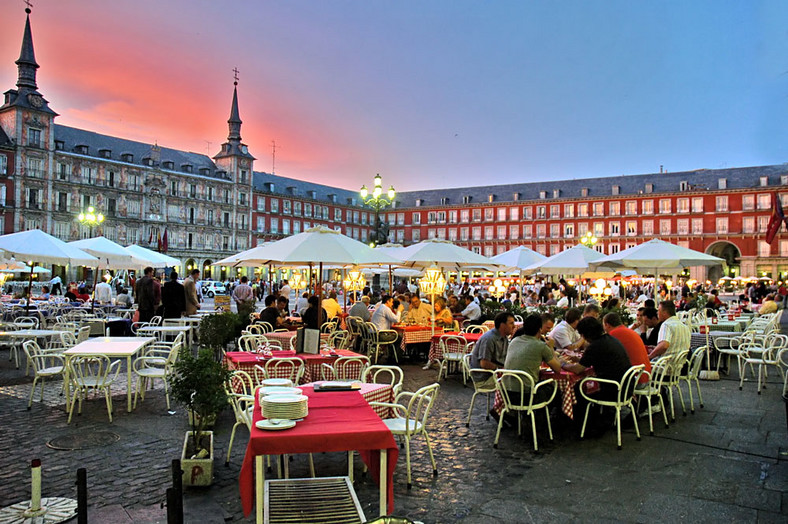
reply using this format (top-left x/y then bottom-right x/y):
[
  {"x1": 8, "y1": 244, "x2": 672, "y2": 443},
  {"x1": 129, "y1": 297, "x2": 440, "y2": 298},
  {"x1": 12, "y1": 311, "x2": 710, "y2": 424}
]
[
  {"x1": 161, "y1": 271, "x2": 186, "y2": 319},
  {"x1": 279, "y1": 279, "x2": 292, "y2": 300},
  {"x1": 295, "y1": 292, "x2": 310, "y2": 316},
  {"x1": 94, "y1": 279, "x2": 112, "y2": 304},
  {"x1": 134, "y1": 267, "x2": 159, "y2": 323},
  {"x1": 49, "y1": 275, "x2": 62, "y2": 295},
  {"x1": 232, "y1": 276, "x2": 255, "y2": 308},
  {"x1": 184, "y1": 269, "x2": 200, "y2": 316}
]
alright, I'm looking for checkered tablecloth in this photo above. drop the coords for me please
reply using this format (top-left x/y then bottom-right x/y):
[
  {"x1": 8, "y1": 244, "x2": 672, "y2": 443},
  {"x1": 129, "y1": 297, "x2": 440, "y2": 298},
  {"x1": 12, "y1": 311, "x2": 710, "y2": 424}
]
[
  {"x1": 393, "y1": 326, "x2": 435, "y2": 351},
  {"x1": 302, "y1": 382, "x2": 393, "y2": 418},
  {"x1": 263, "y1": 331, "x2": 330, "y2": 350},
  {"x1": 696, "y1": 320, "x2": 741, "y2": 333},
  {"x1": 225, "y1": 349, "x2": 364, "y2": 385},
  {"x1": 428, "y1": 332, "x2": 483, "y2": 361},
  {"x1": 492, "y1": 369, "x2": 587, "y2": 420},
  {"x1": 690, "y1": 331, "x2": 734, "y2": 351}
]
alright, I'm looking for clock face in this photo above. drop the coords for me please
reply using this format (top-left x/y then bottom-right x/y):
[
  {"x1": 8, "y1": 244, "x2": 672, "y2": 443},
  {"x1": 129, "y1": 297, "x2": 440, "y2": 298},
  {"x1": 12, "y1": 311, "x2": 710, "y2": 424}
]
[{"x1": 27, "y1": 94, "x2": 43, "y2": 108}]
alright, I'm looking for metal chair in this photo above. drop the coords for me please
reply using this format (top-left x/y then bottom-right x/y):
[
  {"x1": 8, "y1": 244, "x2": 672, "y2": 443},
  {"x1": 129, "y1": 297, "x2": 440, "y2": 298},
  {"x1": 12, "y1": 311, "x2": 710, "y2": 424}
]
[
  {"x1": 66, "y1": 355, "x2": 122, "y2": 423},
  {"x1": 436, "y1": 335, "x2": 471, "y2": 382},
  {"x1": 362, "y1": 364, "x2": 404, "y2": 396},
  {"x1": 633, "y1": 358, "x2": 671, "y2": 436},
  {"x1": 22, "y1": 340, "x2": 65, "y2": 409},
  {"x1": 365, "y1": 322, "x2": 399, "y2": 364},
  {"x1": 579, "y1": 364, "x2": 645, "y2": 450},
  {"x1": 679, "y1": 346, "x2": 706, "y2": 412},
  {"x1": 462, "y1": 353, "x2": 496, "y2": 427},
  {"x1": 262, "y1": 357, "x2": 305, "y2": 384},
  {"x1": 494, "y1": 370, "x2": 557, "y2": 451},
  {"x1": 320, "y1": 356, "x2": 370, "y2": 382},
  {"x1": 224, "y1": 369, "x2": 255, "y2": 465},
  {"x1": 370, "y1": 383, "x2": 440, "y2": 489},
  {"x1": 132, "y1": 337, "x2": 182, "y2": 410}
]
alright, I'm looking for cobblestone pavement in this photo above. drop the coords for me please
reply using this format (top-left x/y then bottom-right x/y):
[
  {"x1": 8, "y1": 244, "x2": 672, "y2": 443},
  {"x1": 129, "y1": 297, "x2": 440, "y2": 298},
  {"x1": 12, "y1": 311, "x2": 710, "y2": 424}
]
[{"x1": 1, "y1": 343, "x2": 787, "y2": 523}]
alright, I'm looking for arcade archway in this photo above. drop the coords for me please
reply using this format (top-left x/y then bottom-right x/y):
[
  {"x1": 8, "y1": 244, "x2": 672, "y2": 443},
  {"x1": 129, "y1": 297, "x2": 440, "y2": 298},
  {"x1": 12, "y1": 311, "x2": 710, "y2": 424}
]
[{"x1": 705, "y1": 241, "x2": 741, "y2": 282}]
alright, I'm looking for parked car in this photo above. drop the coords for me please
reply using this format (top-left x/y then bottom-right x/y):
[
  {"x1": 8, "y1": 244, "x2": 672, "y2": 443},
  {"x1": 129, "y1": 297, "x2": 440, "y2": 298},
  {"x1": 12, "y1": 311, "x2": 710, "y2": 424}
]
[{"x1": 200, "y1": 281, "x2": 227, "y2": 297}]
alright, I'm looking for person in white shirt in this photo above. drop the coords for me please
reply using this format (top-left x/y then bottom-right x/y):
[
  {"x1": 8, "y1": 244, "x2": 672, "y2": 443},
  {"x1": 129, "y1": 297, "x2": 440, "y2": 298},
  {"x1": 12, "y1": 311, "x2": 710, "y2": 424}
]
[
  {"x1": 460, "y1": 295, "x2": 482, "y2": 324},
  {"x1": 371, "y1": 295, "x2": 401, "y2": 331},
  {"x1": 555, "y1": 289, "x2": 570, "y2": 308},
  {"x1": 548, "y1": 308, "x2": 584, "y2": 351},
  {"x1": 294, "y1": 292, "x2": 309, "y2": 316},
  {"x1": 279, "y1": 279, "x2": 292, "y2": 300},
  {"x1": 94, "y1": 280, "x2": 112, "y2": 304}
]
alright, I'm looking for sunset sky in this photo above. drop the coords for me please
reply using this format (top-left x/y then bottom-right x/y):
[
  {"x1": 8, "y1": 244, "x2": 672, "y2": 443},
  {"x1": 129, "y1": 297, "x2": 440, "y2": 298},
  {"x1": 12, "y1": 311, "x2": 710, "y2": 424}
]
[{"x1": 1, "y1": 1, "x2": 786, "y2": 192}]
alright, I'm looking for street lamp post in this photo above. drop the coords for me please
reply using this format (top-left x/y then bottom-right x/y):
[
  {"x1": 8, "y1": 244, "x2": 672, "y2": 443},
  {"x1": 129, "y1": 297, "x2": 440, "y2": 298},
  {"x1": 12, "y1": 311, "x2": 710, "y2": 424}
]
[
  {"x1": 77, "y1": 206, "x2": 104, "y2": 312},
  {"x1": 360, "y1": 174, "x2": 395, "y2": 248},
  {"x1": 579, "y1": 231, "x2": 598, "y2": 248}
]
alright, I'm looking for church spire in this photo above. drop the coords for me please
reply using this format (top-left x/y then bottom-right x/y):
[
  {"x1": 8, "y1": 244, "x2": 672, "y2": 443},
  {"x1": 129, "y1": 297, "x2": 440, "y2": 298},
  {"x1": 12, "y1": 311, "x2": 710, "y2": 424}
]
[
  {"x1": 227, "y1": 81, "x2": 242, "y2": 141},
  {"x1": 16, "y1": 7, "x2": 39, "y2": 90},
  {"x1": 213, "y1": 70, "x2": 254, "y2": 162}
]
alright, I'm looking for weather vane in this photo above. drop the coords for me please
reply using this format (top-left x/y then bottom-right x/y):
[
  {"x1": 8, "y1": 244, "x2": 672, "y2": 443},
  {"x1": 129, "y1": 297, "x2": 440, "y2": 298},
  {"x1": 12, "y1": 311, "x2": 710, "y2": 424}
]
[{"x1": 232, "y1": 67, "x2": 240, "y2": 85}]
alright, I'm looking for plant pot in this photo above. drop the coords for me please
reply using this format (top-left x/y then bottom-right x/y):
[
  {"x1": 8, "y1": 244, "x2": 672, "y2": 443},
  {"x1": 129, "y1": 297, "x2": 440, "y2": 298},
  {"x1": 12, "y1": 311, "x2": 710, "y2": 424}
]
[
  {"x1": 188, "y1": 411, "x2": 217, "y2": 428},
  {"x1": 181, "y1": 431, "x2": 214, "y2": 486}
]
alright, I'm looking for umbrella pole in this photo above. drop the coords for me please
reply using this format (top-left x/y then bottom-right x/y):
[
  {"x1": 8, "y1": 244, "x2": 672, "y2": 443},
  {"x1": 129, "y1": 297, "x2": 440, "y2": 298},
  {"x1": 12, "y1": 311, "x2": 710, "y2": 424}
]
[
  {"x1": 342, "y1": 268, "x2": 347, "y2": 311},
  {"x1": 90, "y1": 266, "x2": 99, "y2": 313},
  {"x1": 388, "y1": 265, "x2": 393, "y2": 294},
  {"x1": 317, "y1": 262, "x2": 323, "y2": 305},
  {"x1": 26, "y1": 265, "x2": 34, "y2": 315},
  {"x1": 308, "y1": 263, "x2": 313, "y2": 296}
]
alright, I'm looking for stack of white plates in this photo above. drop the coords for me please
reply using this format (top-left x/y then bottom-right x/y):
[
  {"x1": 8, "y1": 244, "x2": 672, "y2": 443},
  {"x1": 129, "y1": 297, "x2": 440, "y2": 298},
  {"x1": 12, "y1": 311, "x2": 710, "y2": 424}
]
[
  {"x1": 258, "y1": 386, "x2": 302, "y2": 401},
  {"x1": 261, "y1": 378, "x2": 293, "y2": 387},
  {"x1": 262, "y1": 394, "x2": 308, "y2": 420}
]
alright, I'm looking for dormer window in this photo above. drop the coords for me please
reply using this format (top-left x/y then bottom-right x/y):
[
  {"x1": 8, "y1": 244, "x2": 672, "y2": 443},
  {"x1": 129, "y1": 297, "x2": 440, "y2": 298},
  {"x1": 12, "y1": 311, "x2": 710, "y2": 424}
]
[
  {"x1": 553, "y1": 189, "x2": 561, "y2": 198},
  {"x1": 513, "y1": 192, "x2": 520, "y2": 201},
  {"x1": 612, "y1": 185, "x2": 620, "y2": 195},
  {"x1": 539, "y1": 191, "x2": 547, "y2": 199},
  {"x1": 581, "y1": 188, "x2": 589, "y2": 197},
  {"x1": 287, "y1": 186, "x2": 297, "y2": 195},
  {"x1": 121, "y1": 153, "x2": 134, "y2": 163},
  {"x1": 645, "y1": 183, "x2": 653, "y2": 193},
  {"x1": 462, "y1": 195, "x2": 472, "y2": 204},
  {"x1": 781, "y1": 175, "x2": 788, "y2": 186},
  {"x1": 718, "y1": 178, "x2": 727, "y2": 189},
  {"x1": 199, "y1": 167, "x2": 211, "y2": 176},
  {"x1": 679, "y1": 181, "x2": 688, "y2": 191},
  {"x1": 181, "y1": 164, "x2": 193, "y2": 173},
  {"x1": 75, "y1": 145, "x2": 89, "y2": 155},
  {"x1": 415, "y1": 199, "x2": 423, "y2": 207},
  {"x1": 440, "y1": 197, "x2": 449, "y2": 205},
  {"x1": 162, "y1": 160, "x2": 174, "y2": 169},
  {"x1": 99, "y1": 148, "x2": 111, "y2": 159},
  {"x1": 142, "y1": 157, "x2": 154, "y2": 166},
  {"x1": 54, "y1": 140, "x2": 64, "y2": 151},
  {"x1": 265, "y1": 182, "x2": 276, "y2": 193},
  {"x1": 487, "y1": 194, "x2": 495, "y2": 203},
  {"x1": 327, "y1": 193, "x2": 336, "y2": 202},
  {"x1": 759, "y1": 176, "x2": 768, "y2": 187}
]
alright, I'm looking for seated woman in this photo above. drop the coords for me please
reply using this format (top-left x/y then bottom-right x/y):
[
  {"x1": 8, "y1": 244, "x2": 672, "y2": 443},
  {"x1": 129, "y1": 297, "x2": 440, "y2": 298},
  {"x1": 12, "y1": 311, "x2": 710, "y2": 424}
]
[
  {"x1": 40, "y1": 285, "x2": 51, "y2": 300},
  {"x1": 433, "y1": 297, "x2": 454, "y2": 329},
  {"x1": 301, "y1": 295, "x2": 327, "y2": 330}
]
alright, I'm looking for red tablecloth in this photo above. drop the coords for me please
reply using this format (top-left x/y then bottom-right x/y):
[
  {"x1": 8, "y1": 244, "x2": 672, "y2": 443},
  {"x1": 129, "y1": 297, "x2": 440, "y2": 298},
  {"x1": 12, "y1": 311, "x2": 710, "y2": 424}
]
[
  {"x1": 428, "y1": 332, "x2": 483, "y2": 361},
  {"x1": 393, "y1": 325, "x2": 435, "y2": 351},
  {"x1": 262, "y1": 330, "x2": 330, "y2": 349},
  {"x1": 225, "y1": 349, "x2": 364, "y2": 384},
  {"x1": 302, "y1": 381, "x2": 394, "y2": 418},
  {"x1": 239, "y1": 386, "x2": 399, "y2": 516},
  {"x1": 493, "y1": 368, "x2": 589, "y2": 420}
]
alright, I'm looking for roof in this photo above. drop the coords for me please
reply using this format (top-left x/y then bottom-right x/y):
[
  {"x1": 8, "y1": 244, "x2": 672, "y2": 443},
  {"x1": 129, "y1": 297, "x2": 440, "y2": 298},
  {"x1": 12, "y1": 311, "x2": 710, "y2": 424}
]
[
  {"x1": 54, "y1": 124, "x2": 226, "y2": 179},
  {"x1": 0, "y1": 126, "x2": 11, "y2": 147},
  {"x1": 393, "y1": 164, "x2": 788, "y2": 207},
  {"x1": 253, "y1": 171, "x2": 363, "y2": 206}
]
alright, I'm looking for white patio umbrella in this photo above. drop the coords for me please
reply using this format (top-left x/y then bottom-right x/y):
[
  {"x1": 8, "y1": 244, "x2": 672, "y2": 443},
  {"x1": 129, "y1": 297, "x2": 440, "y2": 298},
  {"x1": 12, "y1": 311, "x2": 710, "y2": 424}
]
[
  {"x1": 0, "y1": 256, "x2": 27, "y2": 271},
  {"x1": 125, "y1": 244, "x2": 181, "y2": 268},
  {"x1": 70, "y1": 237, "x2": 150, "y2": 269},
  {"x1": 0, "y1": 229, "x2": 98, "y2": 312},
  {"x1": 523, "y1": 244, "x2": 606, "y2": 276},
  {"x1": 491, "y1": 246, "x2": 547, "y2": 273},
  {"x1": 0, "y1": 265, "x2": 51, "y2": 274},
  {"x1": 397, "y1": 239, "x2": 500, "y2": 272}
]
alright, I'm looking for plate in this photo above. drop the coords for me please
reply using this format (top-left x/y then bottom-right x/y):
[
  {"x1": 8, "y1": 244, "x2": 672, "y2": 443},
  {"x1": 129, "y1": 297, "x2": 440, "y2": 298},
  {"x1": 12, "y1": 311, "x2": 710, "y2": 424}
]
[
  {"x1": 255, "y1": 419, "x2": 296, "y2": 431},
  {"x1": 261, "y1": 378, "x2": 293, "y2": 387},
  {"x1": 258, "y1": 386, "x2": 302, "y2": 397},
  {"x1": 262, "y1": 394, "x2": 307, "y2": 404}
]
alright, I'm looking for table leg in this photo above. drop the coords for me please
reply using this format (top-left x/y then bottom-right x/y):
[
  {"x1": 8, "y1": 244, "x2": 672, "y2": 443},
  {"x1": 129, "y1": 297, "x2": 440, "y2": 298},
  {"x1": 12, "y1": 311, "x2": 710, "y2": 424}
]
[
  {"x1": 255, "y1": 455, "x2": 264, "y2": 523},
  {"x1": 63, "y1": 356, "x2": 71, "y2": 412},
  {"x1": 347, "y1": 451, "x2": 354, "y2": 483},
  {"x1": 379, "y1": 449, "x2": 387, "y2": 516},
  {"x1": 126, "y1": 355, "x2": 133, "y2": 412}
]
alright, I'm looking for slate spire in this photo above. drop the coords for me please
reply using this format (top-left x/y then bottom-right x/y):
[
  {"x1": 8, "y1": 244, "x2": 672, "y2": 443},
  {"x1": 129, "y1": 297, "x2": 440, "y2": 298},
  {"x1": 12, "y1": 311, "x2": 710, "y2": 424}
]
[
  {"x1": 227, "y1": 82, "x2": 242, "y2": 141},
  {"x1": 16, "y1": 8, "x2": 39, "y2": 90}
]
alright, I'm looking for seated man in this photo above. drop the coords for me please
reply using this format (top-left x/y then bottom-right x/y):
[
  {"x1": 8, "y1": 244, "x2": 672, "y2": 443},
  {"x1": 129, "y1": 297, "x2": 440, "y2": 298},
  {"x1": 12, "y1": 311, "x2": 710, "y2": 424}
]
[
  {"x1": 257, "y1": 295, "x2": 281, "y2": 328},
  {"x1": 639, "y1": 307, "x2": 661, "y2": 347},
  {"x1": 648, "y1": 300, "x2": 690, "y2": 360},
  {"x1": 321, "y1": 291, "x2": 344, "y2": 320},
  {"x1": 504, "y1": 314, "x2": 562, "y2": 404},
  {"x1": 468, "y1": 312, "x2": 516, "y2": 388},
  {"x1": 404, "y1": 294, "x2": 433, "y2": 325},
  {"x1": 548, "y1": 308, "x2": 584, "y2": 352},
  {"x1": 603, "y1": 312, "x2": 650, "y2": 388},
  {"x1": 460, "y1": 295, "x2": 482, "y2": 325},
  {"x1": 582, "y1": 304, "x2": 601, "y2": 319},
  {"x1": 371, "y1": 294, "x2": 400, "y2": 331},
  {"x1": 348, "y1": 294, "x2": 371, "y2": 322}
]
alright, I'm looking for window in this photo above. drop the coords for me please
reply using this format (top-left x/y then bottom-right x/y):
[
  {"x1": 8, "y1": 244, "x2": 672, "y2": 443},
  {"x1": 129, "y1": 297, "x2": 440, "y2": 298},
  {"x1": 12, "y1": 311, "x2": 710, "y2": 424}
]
[
  {"x1": 412, "y1": 230, "x2": 420, "y2": 242},
  {"x1": 472, "y1": 227, "x2": 481, "y2": 240},
  {"x1": 127, "y1": 199, "x2": 140, "y2": 218},
  {"x1": 460, "y1": 209, "x2": 469, "y2": 223},
  {"x1": 742, "y1": 216, "x2": 755, "y2": 234},
  {"x1": 473, "y1": 209, "x2": 482, "y2": 222},
  {"x1": 609, "y1": 202, "x2": 620, "y2": 216},
  {"x1": 578, "y1": 222, "x2": 588, "y2": 236},
  {"x1": 718, "y1": 178, "x2": 727, "y2": 189},
  {"x1": 436, "y1": 228, "x2": 446, "y2": 240},
  {"x1": 27, "y1": 128, "x2": 41, "y2": 148},
  {"x1": 550, "y1": 205, "x2": 560, "y2": 218},
  {"x1": 437, "y1": 211, "x2": 446, "y2": 223},
  {"x1": 484, "y1": 246, "x2": 494, "y2": 257},
  {"x1": 578, "y1": 203, "x2": 589, "y2": 217},
  {"x1": 270, "y1": 199, "x2": 279, "y2": 213},
  {"x1": 625, "y1": 201, "x2": 637, "y2": 215},
  {"x1": 207, "y1": 209, "x2": 213, "y2": 224},
  {"x1": 256, "y1": 196, "x2": 266, "y2": 211},
  {"x1": 677, "y1": 198, "x2": 689, "y2": 213},
  {"x1": 397, "y1": 230, "x2": 405, "y2": 242},
  {"x1": 609, "y1": 244, "x2": 620, "y2": 254},
  {"x1": 581, "y1": 188, "x2": 589, "y2": 197},
  {"x1": 780, "y1": 240, "x2": 788, "y2": 257},
  {"x1": 509, "y1": 225, "x2": 519, "y2": 239},
  {"x1": 239, "y1": 192, "x2": 247, "y2": 206},
  {"x1": 224, "y1": 189, "x2": 231, "y2": 203},
  {"x1": 188, "y1": 208, "x2": 195, "y2": 224},
  {"x1": 612, "y1": 185, "x2": 620, "y2": 196},
  {"x1": 223, "y1": 212, "x2": 230, "y2": 227},
  {"x1": 333, "y1": 208, "x2": 341, "y2": 221},
  {"x1": 282, "y1": 220, "x2": 290, "y2": 235},
  {"x1": 660, "y1": 220, "x2": 671, "y2": 235},
  {"x1": 523, "y1": 206, "x2": 532, "y2": 219},
  {"x1": 207, "y1": 187, "x2": 214, "y2": 201},
  {"x1": 758, "y1": 216, "x2": 769, "y2": 233},
  {"x1": 509, "y1": 207, "x2": 519, "y2": 221},
  {"x1": 645, "y1": 183, "x2": 653, "y2": 194},
  {"x1": 677, "y1": 219, "x2": 689, "y2": 235},
  {"x1": 716, "y1": 196, "x2": 728, "y2": 212},
  {"x1": 523, "y1": 225, "x2": 533, "y2": 238},
  {"x1": 550, "y1": 244, "x2": 560, "y2": 255},
  {"x1": 742, "y1": 195, "x2": 755, "y2": 211},
  {"x1": 484, "y1": 226, "x2": 494, "y2": 239},
  {"x1": 27, "y1": 187, "x2": 41, "y2": 209},
  {"x1": 412, "y1": 212, "x2": 421, "y2": 225},
  {"x1": 536, "y1": 224, "x2": 546, "y2": 238},
  {"x1": 448, "y1": 228, "x2": 458, "y2": 241},
  {"x1": 427, "y1": 228, "x2": 437, "y2": 240},
  {"x1": 283, "y1": 200, "x2": 291, "y2": 214},
  {"x1": 497, "y1": 225, "x2": 506, "y2": 239},
  {"x1": 270, "y1": 218, "x2": 279, "y2": 234},
  {"x1": 448, "y1": 210, "x2": 457, "y2": 223},
  {"x1": 593, "y1": 222, "x2": 604, "y2": 236},
  {"x1": 56, "y1": 162, "x2": 70, "y2": 180},
  {"x1": 484, "y1": 208, "x2": 494, "y2": 221},
  {"x1": 757, "y1": 194, "x2": 771, "y2": 210},
  {"x1": 758, "y1": 241, "x2": 770, "y2": 257},
  {"x1": 54, "y1": 221, "x2": 69, "y2": 239},
  {"x1": 57, "y1": 192, "x2": 68, "y2": 212},
  {"x1": 293, "y1": 201, "x2": 301, "y2": 216},
  {"x1": 427, "y1": 211, "x2": 436, "y2": 224},
  {"x1": 537, "y1": 206, "x2": 546, "y2": 219},
  {"x1": 659, "y1": 199, "x2": 672, "y2": 214},
  {"x1": 642, "y1": 200, "x2": 654, "y2": 215},
  {"x1": 716, "y1": 217, "x2": 728, "y2": 234},
  {"x1": 460, "y1": 227, "x2": 469, "y2": 241},
  {"x1": 593, "y1": 202, "x2": 604, "y2": 216},
  {"x1": 107, "y1": 198, "x2": 116, "y2": 216},
  {"x1": 626, "y1": 221, "x2": 637, "y2": 236},
  {"x1": 691, "y1": 218, "x2": 703, "y2": 235},
  {"x1": 550, "y1": 223, "x2": 559, "y2": 238},
  {"x1": 609, "y1": 222, "x2": 620, "y2": 236},
  {"x1": 642, "y1": 220, "x2": 654, "y2": 236},
  {"x1": 26, "y1": 157, "x2": 43, "y2": 178},
  {"x1": 564, "y1": 223, "x2": 575, "y2": 238},
  {"x1": 692, "y1": 197, "x2": 703, "y2": 212},
  {"x1": 497, "y1": 208, "x2": 506, "y2": 221}
]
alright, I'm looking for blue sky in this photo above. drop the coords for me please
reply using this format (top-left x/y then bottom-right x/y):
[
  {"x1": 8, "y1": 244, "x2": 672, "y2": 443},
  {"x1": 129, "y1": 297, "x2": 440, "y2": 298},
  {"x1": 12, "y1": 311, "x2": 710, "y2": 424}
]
[{"x1": 1, "y1": 0, "x2": 786, "y2": 191}]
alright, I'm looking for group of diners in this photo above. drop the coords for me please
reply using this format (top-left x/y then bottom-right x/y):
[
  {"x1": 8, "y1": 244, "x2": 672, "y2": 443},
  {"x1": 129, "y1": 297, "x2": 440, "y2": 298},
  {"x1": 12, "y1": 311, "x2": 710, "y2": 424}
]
[{"x1": 468, "y1": 298, "x2": 691, "y2": 435}]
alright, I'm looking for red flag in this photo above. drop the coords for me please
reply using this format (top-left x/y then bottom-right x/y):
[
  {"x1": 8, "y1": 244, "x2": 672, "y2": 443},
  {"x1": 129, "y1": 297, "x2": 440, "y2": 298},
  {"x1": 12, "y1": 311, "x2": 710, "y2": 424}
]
[
  {"x1": 765, "y1": 192, "x2": 785, "y2": 244},
  {"x1": 148, "y1": 229, "x2": 153, "y2": 244},
  {"x1": 157, "y1": 231, "x2": 162, "y2": 252},
  {"x1": 162, "y1": 229, "x2": 169, "y2": 253}
]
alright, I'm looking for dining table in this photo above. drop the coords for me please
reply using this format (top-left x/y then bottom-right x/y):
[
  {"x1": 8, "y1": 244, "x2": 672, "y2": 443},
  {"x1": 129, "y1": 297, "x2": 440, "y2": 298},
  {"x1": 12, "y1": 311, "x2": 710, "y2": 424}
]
[
  {"x1": 136, "y1": 325, "x2": 192, "y2": 343},
  {"x1": 428, "y1": 331, "x2": 483, "y2": 361},
  {"x1": 63, "y1": 336, "x2": 157, "y2": 413},
  {"x1": 239, "y1": 385, "x2": 399, "y2": 521},
  {"x1": 163, "y1": 317, "x2": 202, "y2": 346},
  {"x1": 224, "y1": 348, "x2": 366, "y2": 384},
  {"x1": 492, "y1": 367, "x2": 592, "y2": 420},
  {"x1": 392, "y1": 325, "x2": 436, "y2": 354}
]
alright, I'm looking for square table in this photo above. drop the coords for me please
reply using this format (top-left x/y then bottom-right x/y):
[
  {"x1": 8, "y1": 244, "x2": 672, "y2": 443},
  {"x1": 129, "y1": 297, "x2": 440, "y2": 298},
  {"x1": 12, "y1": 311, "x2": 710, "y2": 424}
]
[
  {"x1": 163, "y1": 317, "x2": 202, "y2": 346},
  {"x1": 225, "y1": 348, "x2": 365, "y2": 384},
  {"x1": 64, "y1": 336, "x2": 157, "y2": 413},
  {"x1": 428, "y1": 331, "x2": 483, "y2": 361},
  {"x1": 239, "y1": 386, "x2": 399, "y2": 521},
  {"x1": 136, "y1": 325, "x2": 191, "y2": 343}
]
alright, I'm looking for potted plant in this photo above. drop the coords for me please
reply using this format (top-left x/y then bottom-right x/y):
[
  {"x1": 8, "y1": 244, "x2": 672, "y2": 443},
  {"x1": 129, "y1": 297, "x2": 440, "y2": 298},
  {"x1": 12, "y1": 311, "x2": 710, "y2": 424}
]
[
  {"x1": 199, "y1": 311, "x2": 240, "y2": 355},
  {"x1": 169, "y1": 347, "x2": 232, "y2": 486}
]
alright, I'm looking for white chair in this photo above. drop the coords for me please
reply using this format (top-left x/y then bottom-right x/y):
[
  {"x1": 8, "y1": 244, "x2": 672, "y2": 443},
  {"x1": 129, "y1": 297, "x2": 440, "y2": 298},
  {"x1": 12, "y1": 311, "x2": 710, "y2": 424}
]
[
  {"x1": 740, "y1": 333, "x2": 788, "y2": 394},
  {"x1": 262, "y1": 357, "x2": 305, "y2": 384},
  {"x1": 76, "y1": 325, "x2": 91, "y2": 343},
  {"x1": 132, "y1": 338, "x2": 182, "y2": 410},
  {"x1": 365, "y1": 323, "x2": 398, "y2": 364},
  {"x1": 66, "y1": 355, "x2": 122, "y2": 423},
  {"x1": 22, "y1": 340, "x2": 65, "y2": 409},
  {"x1": 225, "y1": 369, "x2": 256, "y2": 465},
  {"x1": 321, "y1": 356, "x2": 370, "y2": 381},
  {"x1": 493, "y1": 370, "x2": 557, "y2": 451},
  {"x1": 369, "y1": 383, "x2": 440, "y2": 489},
  {"x1": 327, "y1": 330, "x2": 351, "y2": 350},
  {"x1": 462, "y1": 354, "x2": 496, "y2": 427},
  {"x1": 437, "y1": 335, "x2": 471, "y2": 382},
  {"x1": 579, "y1": 364, "x2": 644, "y2": 450},
  {"x1": 362, "y1": 365, "x2": 404, "y2": 396},
  {"x1": 237, "y1": 334, "x2": 267, "y2": 352},
  {"x1": 633, "y1": 358, "x2": 671, "y2": 436},
  {"x1": 464, "y1": 325, "x2": 488, "y2": 334},
  {"x1": 679, "y1": 346, "x2": 706, "y2": 412},
  {"x1": 252, "y1": 322, "x2": 273, "y2": 334}
]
